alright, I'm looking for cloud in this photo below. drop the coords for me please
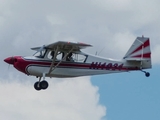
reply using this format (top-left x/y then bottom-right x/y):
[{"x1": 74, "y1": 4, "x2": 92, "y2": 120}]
[
  {"x1": 0, "y1": 77, "x2": 106, "y2": 120},
  {"x1": 152, "y1": 44, "x2": 160, "y2": 64},
  {"x1": 92, "y1": 0, "x2": 132, "y2": 11},
  {"x1": 0, "y1": 0, "x2": 160, "y2": 64}
]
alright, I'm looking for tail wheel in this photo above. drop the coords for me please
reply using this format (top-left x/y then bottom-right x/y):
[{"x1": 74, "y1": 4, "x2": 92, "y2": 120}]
[
  {"x1": 145, "y1": 72, "x2": 150, "y2": 77},
  {"x1": 34, "y1": 82, "x2": 41, "y2": 91},
  {"x1": 40, "y1": 80, "x2": 49, "y2": 90},
  {"x1": 140, "y1": 70, "x2": 150, "y2": 77}
]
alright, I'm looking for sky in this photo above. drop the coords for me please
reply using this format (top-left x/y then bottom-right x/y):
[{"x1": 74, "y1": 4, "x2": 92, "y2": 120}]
[{"x1": 0, "y1": 0, "x2": 160, "y2": 120}]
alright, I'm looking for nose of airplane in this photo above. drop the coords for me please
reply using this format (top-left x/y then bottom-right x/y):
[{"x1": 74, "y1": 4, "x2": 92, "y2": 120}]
[{"x1": 4, "y1": 57, "x2": 17, "y2": 65}]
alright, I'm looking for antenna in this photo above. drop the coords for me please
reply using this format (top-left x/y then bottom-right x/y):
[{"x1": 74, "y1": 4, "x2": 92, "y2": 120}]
[
  {"x1": 97, "y1": 46, "x2": 105, "y2": 55},
  {"x1": 95, "y1": 51, "x2": 98, "y2": 55}
]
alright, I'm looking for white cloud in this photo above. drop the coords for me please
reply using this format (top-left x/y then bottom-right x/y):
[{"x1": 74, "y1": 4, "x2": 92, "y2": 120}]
[
  {"x1": 0, "y1": 0, "x2": 160, "y2": 64},
  {"x1": 47, "y1": 15, "x2": 66, "y2": 25},
  {"x1": 108, "y1": 32, "x2": 136, "y2": 59},
  {"x1": 152, "y1": 44, "x2": 160, "y2": 64},
  {"x1": 92, "y1": 0, "x2": 132, "y2": 11},
  {"x1": 0, "y1": 77, "x2": 106, "y2": 120}
]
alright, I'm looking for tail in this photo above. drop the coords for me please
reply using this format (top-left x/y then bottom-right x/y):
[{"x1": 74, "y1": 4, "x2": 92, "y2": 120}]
[{"x1": 123, "y1": 36, "x2": 152, "y2": 69}]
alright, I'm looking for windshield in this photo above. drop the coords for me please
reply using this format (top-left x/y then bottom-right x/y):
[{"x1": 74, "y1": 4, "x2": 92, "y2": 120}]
[{"x1": 34, "y1": 49, "x2": 46, "y2": 58}]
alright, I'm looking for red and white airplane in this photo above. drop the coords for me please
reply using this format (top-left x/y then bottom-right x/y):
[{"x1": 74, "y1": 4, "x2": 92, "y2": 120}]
[{"x1": 4, "y1": 36, "x2": 151, "y2": 91}]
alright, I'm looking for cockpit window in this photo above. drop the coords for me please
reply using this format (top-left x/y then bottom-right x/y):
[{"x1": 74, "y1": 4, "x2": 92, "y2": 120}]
[
  {"x1": 48, "y1": 51, "x2": 64, "y2": 61},
  {"x1": 47, "y1": 50, "x2": 87, "y2": 63},
  {"x1": 34, "y1": 49, "x2": 46, "y2": 58},
  {"x1": 48, "y1": 51, "x2": 54, "y2": 59}
]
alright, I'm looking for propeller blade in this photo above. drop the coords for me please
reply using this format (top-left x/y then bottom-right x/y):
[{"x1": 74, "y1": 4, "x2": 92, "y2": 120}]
[{"x1": 8, "y1": 64, "x2": 10, "y2": 71}]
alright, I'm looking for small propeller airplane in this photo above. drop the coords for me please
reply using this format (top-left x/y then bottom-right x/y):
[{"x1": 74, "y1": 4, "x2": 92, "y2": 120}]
[{"x1": 4, "y1": 36, "x2": 151, "y2": 91}]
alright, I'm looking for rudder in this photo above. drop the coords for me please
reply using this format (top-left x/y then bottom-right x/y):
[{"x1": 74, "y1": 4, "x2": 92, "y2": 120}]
[
  {"x1": 123, "y1": 36, "x2": 152, "y2": 69},
  {"x1": 123, "y1": 36, "x2": 151, "y2": 61}
]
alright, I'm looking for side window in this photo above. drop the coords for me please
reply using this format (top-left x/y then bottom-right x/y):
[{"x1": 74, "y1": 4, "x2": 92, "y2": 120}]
[
  {"x1": 72, "y1": 53, "x2": 87, "y2": 63},
  {"x1": 56, "y1": 52, "x2": 64, "y2": 60},
  {"x1": 47, "y1": 51, "x2": 54, "y2": 59},
  {"x1": 47, "y1": 51, "x2": 64, "y2": 61}
]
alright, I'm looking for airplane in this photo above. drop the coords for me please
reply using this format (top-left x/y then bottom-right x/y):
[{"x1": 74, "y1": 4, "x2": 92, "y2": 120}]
[{"x1": 4, "y1": 36, "x2": 152, "y2": 91}]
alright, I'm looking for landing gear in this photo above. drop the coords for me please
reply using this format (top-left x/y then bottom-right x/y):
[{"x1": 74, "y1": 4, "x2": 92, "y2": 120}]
[
  {"x1": 40, "y1": 80, "x2": 49, "y2": 89},
  {"x1": 141, "y1": 70, "x2": 150, "y2": 77},
  {"x1": 34, "y1": 81, "x2": 49, "y2": 91},
  {"x1": 145, "y1": 72, "x2": 150, "y2": 77},
  {"x1": 34, "y1": 81, "x2": 41, "y2": 91},
  {"x1": 34, "y1": 73, "x2": 49, "y2": 91}
]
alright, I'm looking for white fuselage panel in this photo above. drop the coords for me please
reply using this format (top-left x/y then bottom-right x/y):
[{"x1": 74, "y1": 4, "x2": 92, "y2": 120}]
[{"x1": 27, "y1": 65, "x2": 124, "y2": 78}]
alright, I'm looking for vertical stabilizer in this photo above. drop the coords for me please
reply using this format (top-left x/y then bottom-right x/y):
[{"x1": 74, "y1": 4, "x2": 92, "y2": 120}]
[{"x1": 124, "y1": 37, "x2": 151, "y2": 61}]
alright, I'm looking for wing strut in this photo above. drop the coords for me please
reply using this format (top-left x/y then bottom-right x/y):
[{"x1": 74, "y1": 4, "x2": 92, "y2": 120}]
[
  {"x1": 48, "y1": 46, "x2": 59, "y2": 74},
  {"x1": 48, "y1": 47, "x2": 74, "y2": 74}
]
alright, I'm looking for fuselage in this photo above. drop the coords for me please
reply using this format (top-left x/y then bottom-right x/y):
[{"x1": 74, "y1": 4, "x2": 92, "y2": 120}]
[{"x1": 4, "y1": 54, "x2": 141, "y2": 78}]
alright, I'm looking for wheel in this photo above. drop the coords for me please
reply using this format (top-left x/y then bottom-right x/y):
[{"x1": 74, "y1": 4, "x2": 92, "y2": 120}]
[
  {"x1": 34, "y1": 82, "x2": 41, "y2": 91},
  {"x1": 40, "y1": 80, "x2": 49, "y2": 90},
  {"x1": 145, "y1": 72, "x2": 150, "y2": 77}
]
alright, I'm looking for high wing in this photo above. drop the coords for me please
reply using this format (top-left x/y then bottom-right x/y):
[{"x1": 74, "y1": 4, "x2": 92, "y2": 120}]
[{"x1": 31, "y1": 41, "x2": 92, "y2": 52}]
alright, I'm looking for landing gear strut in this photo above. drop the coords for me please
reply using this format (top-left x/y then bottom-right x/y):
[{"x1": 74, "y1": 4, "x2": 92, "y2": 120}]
[
  {"x1": 34, "y1": 73, "x2": 49, "y2": 91},
  {"x1": 141, "y1": 70, "x2": 150, "y2": 77}
]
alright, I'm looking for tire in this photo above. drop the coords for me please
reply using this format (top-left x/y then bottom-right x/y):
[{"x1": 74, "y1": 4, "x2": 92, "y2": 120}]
[
  {"x1": 145, "y1": 72, "x2": 150, "y2": 77},
  {"x1": 40, "y1": 81, "x2": 49, "y2": 90},
  {"x1": 34, "y1": 82, "x2": 41, "y2": 91}
]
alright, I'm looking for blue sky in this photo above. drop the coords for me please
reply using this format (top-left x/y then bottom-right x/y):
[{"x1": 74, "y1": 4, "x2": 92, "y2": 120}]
[
  {"x1": 0, "y1": 0, "x2": 160, "y2": 120},
  {"x1": 92, "y1": 65, "x2": 160, "y2": 120}
]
